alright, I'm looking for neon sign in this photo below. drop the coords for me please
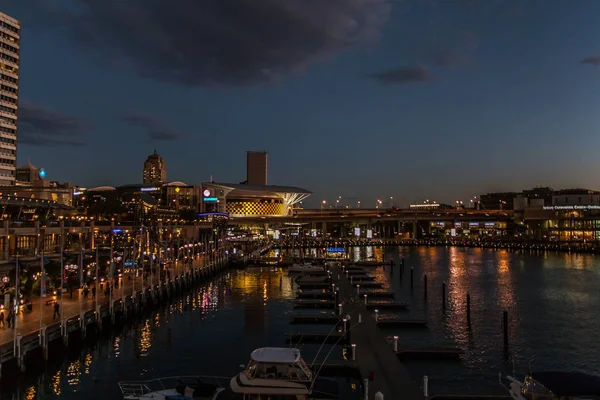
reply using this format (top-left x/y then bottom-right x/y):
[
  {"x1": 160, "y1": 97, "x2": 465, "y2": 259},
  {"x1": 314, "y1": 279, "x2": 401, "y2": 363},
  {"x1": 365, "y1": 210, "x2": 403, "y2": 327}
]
[
  {"x1": 203, "y1": 197, "x2": 218, "y2": 202},
  {"x1": 141, "y1": 187, "x2": 158, "y2": 192}
]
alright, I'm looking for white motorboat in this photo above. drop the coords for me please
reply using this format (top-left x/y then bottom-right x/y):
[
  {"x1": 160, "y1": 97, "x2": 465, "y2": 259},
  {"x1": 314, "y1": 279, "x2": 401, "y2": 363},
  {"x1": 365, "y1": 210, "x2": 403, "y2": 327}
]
[
  {"x1": 231, "y1": 347, "x2": 339, "y2": 399},
  {"x1": 119, "y1": 347, "x2": 340, "y2": 400},
  {"x1": 501, "y1": 371, "x2": 600, "y2": 400},
  {"x1": 288, "y1": 263, "x2": 325, "y2": 274},
  {"x1": 119, "y1": 376, "x2": 231, "y2": 399}
]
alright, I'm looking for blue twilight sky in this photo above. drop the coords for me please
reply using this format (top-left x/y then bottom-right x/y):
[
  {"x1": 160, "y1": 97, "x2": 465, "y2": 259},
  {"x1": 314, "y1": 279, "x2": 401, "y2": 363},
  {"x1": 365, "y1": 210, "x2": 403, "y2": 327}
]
[{"x1": 4, "y1": 0, "x2": 600, "y2": 207}]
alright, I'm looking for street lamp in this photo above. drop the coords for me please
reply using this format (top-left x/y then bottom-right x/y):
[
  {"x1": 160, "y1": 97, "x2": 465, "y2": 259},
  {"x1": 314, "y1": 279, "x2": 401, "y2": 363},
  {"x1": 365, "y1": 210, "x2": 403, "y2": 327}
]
[
  {"x1": 390, "y1": 197, "x2": 394, "y2": 209},
  {"x1": 357, "y1": 201, "x2": 361, "y2": 209},
  {"x1": 376, "y1": 199, "x2": 382, "y2": 209}
]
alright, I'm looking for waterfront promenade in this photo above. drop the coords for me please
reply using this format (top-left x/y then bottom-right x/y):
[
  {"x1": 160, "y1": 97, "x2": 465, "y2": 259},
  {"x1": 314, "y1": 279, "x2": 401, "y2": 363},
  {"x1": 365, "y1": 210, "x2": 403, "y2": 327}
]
[{"x1": 0, "y1": 255, "x2": 209, "y2": 347}]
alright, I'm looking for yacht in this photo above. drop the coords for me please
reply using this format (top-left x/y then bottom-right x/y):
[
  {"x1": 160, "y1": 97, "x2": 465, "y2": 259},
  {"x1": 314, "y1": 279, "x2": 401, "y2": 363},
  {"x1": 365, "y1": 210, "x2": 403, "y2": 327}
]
[
  {"x1": 231, "y1": 347, "x2": 339, "y2": 399},
  {"x1": 119, "y1": 347, "x2": 340, "y2": 400},
  {"x1": 502, "y1": 371, "x2": 600, "y2": 400}
]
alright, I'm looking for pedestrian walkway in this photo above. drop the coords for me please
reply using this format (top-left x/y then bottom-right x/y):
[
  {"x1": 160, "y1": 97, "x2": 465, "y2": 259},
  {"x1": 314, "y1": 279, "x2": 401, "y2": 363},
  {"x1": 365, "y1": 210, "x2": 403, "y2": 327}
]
[
  {"x1": 333, "y1": 266, "x2": 423, "y2": 400},
  {"x1": 0, "y1": 255, "x2": 213, "y2": 346}
]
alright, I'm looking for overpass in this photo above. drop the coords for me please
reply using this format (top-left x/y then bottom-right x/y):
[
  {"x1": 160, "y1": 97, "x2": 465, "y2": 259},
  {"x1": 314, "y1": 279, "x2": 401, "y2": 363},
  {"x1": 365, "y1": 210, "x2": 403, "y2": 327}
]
[{"x1": 226, "y1": 208, "x2": 513, "y2": 225}]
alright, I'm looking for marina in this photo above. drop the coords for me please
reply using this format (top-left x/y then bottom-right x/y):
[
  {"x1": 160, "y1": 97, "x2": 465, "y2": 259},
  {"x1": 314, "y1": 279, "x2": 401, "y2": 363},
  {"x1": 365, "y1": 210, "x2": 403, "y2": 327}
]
[{"x1": 0, "y1": 244, "x2": 599, "y2": 399}]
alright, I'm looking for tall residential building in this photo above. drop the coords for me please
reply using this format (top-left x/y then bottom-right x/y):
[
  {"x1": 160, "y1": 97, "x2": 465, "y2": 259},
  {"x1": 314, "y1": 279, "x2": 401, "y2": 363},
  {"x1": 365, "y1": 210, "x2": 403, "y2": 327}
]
[
  {"x1": 142, "y1": 150, "x2": 167, "y2": 184},
  {"x1": 0, "y1": 12, "x2": 20, "y2": 186},
  {"x1": 246, "y1": 151, "x2": 267, "y2": 186}
]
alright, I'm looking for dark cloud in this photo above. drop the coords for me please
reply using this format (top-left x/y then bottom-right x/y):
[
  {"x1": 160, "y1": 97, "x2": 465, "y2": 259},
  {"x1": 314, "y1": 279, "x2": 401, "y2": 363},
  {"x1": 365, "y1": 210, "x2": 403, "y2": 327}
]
[
  {"x1": 582, "y1": 56, "x2": 600, "y2": 66},
  {"x1": 19, "y1": 102, "x2": 87, "y2": 147},
  {"x1": 27, "y1": 0, "x2": 391, "y2": 86},
  {"x1": 368, "y1": 65, "x2": 432, "y2": 85},
  {"x1": 120, "y1": 113, "x2": 185, "y2": 141}
]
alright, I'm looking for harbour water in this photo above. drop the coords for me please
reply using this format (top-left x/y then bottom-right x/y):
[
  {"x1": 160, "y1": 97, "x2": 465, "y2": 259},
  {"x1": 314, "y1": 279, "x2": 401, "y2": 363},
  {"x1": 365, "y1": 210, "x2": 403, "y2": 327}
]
[{"x1": 2, "y1": 246, "x2": 600, "y2": 399}]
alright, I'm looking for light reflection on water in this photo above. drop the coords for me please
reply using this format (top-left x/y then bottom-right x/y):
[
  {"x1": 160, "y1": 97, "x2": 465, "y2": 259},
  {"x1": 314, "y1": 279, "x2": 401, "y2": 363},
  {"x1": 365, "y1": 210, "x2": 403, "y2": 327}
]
[{"x1": 3, "y1": 250, "x2": 600, "y2": 398}]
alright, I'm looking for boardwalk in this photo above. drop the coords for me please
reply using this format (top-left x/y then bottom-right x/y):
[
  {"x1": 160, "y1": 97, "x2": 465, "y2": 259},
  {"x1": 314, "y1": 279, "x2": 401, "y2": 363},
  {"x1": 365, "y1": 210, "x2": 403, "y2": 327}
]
[
  {"x1": 0, "y1": 255, "x2": 211, "y2": 347},
  {"x1": 333, "y1": 266, "x2": 423, "y2": 400}
]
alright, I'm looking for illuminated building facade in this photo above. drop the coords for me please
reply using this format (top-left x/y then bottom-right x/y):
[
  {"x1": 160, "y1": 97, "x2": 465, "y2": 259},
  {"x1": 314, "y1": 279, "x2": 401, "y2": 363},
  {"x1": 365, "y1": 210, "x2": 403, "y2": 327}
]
[
  {"x1": 0, "y1": 12, "x2": 19, "y2": 185},
  {"x1": 142, "y1": 150, "x2": 167, "y2": 184},
  {"x1": 524, "y1": 189, "x2": 600, "y2": 242},
  {"x1": 201, "y1": 182, "x2": 311, "y2": 217}
]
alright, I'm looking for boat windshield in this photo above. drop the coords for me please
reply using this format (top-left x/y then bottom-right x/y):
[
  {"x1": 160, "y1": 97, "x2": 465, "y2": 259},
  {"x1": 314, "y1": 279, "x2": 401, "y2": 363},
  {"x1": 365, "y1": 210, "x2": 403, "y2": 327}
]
[{"x1": 245, "y1": 359, "x2": 312, "y2": 382}]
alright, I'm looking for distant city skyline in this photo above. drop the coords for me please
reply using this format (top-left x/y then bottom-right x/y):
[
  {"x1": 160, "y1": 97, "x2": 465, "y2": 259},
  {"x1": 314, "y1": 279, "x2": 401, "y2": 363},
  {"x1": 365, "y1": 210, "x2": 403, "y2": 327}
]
[{"x1": 5, "y1": 1, "x2": 600, "y2": 204}]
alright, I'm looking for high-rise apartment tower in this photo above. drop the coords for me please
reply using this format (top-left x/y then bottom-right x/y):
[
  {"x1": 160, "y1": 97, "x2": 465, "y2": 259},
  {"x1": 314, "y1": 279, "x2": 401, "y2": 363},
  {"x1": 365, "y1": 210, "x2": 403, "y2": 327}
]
[
  {"x1": 143, "y1": 150, "x2": 167, "y2": 184},
  {"x1": 0, "y1": 12, "x2": 20, "y2": 185},
  {"x1": 246, "y1": 151, "x2": 267, "y2": 186}
]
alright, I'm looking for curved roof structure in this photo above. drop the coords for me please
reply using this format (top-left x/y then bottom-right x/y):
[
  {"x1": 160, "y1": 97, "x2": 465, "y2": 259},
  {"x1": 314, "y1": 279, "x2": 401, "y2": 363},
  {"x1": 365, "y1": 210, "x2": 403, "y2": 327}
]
[
  {"x1": 162, "y1": 181, "x2": 188, "y2": 187},
  {"x1": 207, "y1": 182, "x2": 311, "y2": 194},
  {"x1": 87, "y1": 186, "x2": 116, "y2": 192}
]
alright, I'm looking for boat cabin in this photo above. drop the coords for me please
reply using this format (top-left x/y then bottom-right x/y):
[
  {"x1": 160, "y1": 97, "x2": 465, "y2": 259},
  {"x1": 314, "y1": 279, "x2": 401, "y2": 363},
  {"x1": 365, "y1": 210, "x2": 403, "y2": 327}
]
[{"x1": 244, "y1": 348, "x2": 313, "y2": 383}]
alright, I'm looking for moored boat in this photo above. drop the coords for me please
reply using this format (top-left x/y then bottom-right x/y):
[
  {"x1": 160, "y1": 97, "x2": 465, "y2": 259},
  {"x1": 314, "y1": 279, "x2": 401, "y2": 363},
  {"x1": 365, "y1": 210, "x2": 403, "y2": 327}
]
[
  {"x1": 231, "y1": 347, "x2": 340, "y2": 399},
  {"x1": 501, "y1": 371, "x2": 600, "y2": 400}
]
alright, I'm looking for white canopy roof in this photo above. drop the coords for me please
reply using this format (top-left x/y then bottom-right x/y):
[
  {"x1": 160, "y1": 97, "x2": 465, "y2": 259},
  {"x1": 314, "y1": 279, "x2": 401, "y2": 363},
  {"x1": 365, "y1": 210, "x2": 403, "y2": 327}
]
[{"x1": 250, "y1": 347, "x2": 301, "y2": 364}]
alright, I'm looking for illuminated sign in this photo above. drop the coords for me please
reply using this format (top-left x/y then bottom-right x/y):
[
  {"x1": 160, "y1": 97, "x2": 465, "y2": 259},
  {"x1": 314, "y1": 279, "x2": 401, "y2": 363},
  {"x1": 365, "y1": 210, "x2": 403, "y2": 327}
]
[
  {"x1": 454, "y1": 222, "x2": 462, "y2": 226},
  {"x1": 366, "y1": 229, "x2": 373, "y2": 239},
  {"x1": 484, "y1": 222, "x2": 495, "y2": 227},
  {"x1": 543, "y1": 205, "x2": 600, "y2": 211},
  {"x1": 73, "y1": 191, "x2": 82, "y2": 196},
  {"x1": 38, "y1": 168, "x2": 46, "y2": 179},
  {"x1": 203, "y1": 189, "x2": 211, "y2": 197},
  {"x1": 141, "y1": 187, "x2": 159, "y2": 192},
  {"x1": 354, "y1": 227, "x2": 361, "y2": 236},
  {"x1": 469, "y1": 222, "x2": 479, "y2": 227},
  {"x1": 327, "y1": 248, "x2": 345, "y2": 253},
  {"x1": 436, "y1": 222, "x2": 445, "y2": 226},
  {"x1": 203, "y1": 197, "x2": 218, "y2": 202},
  {"x1": 112, "y1": 228, "x2": 123, "y2": 234}
]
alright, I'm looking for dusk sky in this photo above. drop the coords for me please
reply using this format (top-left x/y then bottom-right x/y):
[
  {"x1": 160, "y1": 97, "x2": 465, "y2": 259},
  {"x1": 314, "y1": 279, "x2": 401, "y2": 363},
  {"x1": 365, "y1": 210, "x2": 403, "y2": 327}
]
[{"x1": 5, "y1": 0, "x2": 600, "y2": 207}]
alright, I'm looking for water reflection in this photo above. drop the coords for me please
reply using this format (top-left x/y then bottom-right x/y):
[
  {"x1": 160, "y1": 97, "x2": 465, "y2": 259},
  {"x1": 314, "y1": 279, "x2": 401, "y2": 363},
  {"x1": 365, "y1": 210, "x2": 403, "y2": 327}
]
[
  {"x1": 5, "y1": 253, "x2": 600, "y2": 399},
  {"x1": 51, "y1": 370, "x2": 61, "y2": 395},
  {"x1": 24, "y1": 386, "x2": 35, "y2": 400}
]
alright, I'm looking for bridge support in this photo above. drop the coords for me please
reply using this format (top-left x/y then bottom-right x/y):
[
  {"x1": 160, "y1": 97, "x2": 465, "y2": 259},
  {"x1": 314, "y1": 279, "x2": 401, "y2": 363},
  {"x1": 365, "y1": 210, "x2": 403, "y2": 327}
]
[
  {"x1": 96, "y1": 305, "x2": 103, "y2": 329},
  {"x1": 16, "y1": 334, "x2": 24, "y2": 372},
  {"x1": 80, "y1": 311, "x2": 86, "y2": 338},
  {"x1": 40, "y1": 325, "x2": 49, "y2": 360}
]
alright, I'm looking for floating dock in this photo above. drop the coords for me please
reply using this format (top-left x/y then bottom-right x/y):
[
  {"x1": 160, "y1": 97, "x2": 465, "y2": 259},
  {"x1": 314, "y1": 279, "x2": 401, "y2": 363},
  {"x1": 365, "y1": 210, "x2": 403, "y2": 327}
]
[
  {"x1": 366, "y1": 302, "x2": 409, "y2": 310},
  {"x1": 377, "y1": 319, "x2": 428, "y2": 328},
  {"x1": 395, "y1": 347, "x2": 463, "y2": 361},
  {"x1": 285, "y1": 332, "x2": 348, "y2": 344}
]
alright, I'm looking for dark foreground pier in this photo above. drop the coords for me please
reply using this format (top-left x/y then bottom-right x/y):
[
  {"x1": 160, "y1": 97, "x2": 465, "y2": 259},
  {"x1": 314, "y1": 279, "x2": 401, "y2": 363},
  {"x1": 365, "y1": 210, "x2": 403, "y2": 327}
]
[{"x1": 333, "y1": 265, "x2": 423, "y2": 400}]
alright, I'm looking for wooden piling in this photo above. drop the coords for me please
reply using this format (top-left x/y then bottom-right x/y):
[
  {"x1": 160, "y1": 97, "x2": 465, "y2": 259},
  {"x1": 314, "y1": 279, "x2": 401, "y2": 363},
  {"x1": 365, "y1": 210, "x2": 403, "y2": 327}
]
[
  {"x1": 466, "y1": 293, "x2": 471, "y2": 326},
  {"x1": 442, "y1": 282, "x2": 446, "y2": 312},
  {"x1": 503, "y1": 310, "x2": 509, "y2": 349},
  {"x1": 410, "y1": 267, "x2": 414, "y2": 289},
  {"x1": 423, "y1": 274, "x2": 428, "y2": 300}
]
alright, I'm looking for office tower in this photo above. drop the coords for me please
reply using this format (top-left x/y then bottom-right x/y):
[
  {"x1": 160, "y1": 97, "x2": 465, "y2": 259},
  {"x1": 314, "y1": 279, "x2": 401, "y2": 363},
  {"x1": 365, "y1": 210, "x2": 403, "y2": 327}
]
[
  {"x1": 246, "y1": 151, "x2": 267, "y2": 186},
  {"x1": 143, "y1": 150, "x2": 167, "y2": 184},
  {"x1": 0, "y1": 12, "x2": 20, "y2": 185}
]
